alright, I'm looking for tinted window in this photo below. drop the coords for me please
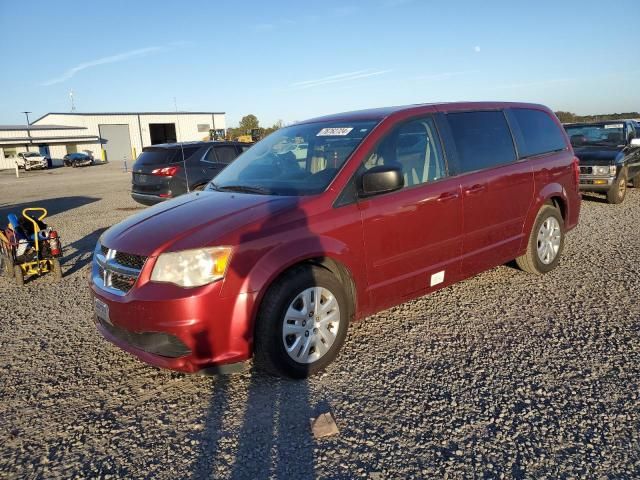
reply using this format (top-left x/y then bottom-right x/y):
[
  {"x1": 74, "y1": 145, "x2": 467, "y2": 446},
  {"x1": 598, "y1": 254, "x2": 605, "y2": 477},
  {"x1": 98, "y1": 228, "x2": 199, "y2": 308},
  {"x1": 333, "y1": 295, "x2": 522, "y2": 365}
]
[
  {"x1": 136, "y1": 147, "x2": 199, "y2": 165},
  {"x1": 364, "y1": 117, "x2": 446, "y2": 187},
  {"x1": 509, "y1": 108, "x2": 566, "y2": 157},
  {"x1": 213, "y1": 146, "x2": 239, "y2": 164},
  {"x1": 447, "y1": 111, "x2": 516, "y2": 173}
]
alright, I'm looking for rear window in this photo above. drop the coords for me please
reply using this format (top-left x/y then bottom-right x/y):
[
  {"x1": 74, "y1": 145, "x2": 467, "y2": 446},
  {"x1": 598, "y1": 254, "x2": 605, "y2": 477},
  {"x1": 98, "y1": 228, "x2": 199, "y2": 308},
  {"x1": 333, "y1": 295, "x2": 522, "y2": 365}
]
[
  {"x1": 508, "y1": 108, "x2": 566, "y2": 157},
  {"x1": 447, "y1": 111, "x2": 516, "y2": 173},
  {"x1": 136, "y1": 147, "x2": 200, "y2": 165}
]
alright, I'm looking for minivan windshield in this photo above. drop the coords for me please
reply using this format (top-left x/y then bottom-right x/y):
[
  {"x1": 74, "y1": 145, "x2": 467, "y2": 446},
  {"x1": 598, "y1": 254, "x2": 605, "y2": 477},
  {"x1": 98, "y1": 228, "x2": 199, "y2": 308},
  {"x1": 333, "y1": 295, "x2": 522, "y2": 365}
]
[
  {"x1": 210, "y1": 120, "x2": 379, "y2": 195},
  {"x1": 565, "y1": 123, "x2": 626, "y2": 147}
]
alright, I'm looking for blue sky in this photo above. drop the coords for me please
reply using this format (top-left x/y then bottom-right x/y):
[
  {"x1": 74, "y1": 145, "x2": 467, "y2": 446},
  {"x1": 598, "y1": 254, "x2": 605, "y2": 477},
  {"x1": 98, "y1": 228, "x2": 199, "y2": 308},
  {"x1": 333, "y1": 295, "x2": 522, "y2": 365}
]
[{"x1": 0, "y1": 0, "x2": 638, "y2": 127}]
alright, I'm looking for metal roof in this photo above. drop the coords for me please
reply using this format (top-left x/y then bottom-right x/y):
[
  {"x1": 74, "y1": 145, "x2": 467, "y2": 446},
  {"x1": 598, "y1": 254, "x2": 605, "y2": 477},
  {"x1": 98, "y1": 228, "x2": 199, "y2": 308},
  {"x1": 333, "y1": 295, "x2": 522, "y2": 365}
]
[
  {"x1": 0, "y1": 124, "x2": 86, "y2": 131},
  {"x1": 33, "y1": 111, "x2": 225, "y2": 123},
  {"x1": 0, "y1": 135, "x2": 99, "y2": 144}
]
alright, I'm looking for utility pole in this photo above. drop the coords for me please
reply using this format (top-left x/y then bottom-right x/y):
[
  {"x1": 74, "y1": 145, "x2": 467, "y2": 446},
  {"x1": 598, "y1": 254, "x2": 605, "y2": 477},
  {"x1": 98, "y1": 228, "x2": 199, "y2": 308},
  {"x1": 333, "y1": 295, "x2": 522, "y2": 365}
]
[{"x1": 22, "y1": 111, "x2": 32, "y2": 152}]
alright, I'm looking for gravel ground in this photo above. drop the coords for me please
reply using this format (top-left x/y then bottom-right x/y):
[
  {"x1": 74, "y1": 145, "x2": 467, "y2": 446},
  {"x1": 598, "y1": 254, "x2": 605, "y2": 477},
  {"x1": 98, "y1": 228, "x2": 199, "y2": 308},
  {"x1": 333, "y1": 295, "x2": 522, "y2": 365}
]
[{"x1": 0, "y1": 163, "x2": 639, "y2": 479}]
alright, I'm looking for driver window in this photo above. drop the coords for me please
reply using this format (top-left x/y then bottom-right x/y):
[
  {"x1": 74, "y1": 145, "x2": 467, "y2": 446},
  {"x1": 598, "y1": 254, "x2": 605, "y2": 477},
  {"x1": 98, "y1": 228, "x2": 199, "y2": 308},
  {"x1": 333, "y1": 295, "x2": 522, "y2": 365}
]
[{"x1": 363, "y1": 117, "x2": 446, "y2": 187}]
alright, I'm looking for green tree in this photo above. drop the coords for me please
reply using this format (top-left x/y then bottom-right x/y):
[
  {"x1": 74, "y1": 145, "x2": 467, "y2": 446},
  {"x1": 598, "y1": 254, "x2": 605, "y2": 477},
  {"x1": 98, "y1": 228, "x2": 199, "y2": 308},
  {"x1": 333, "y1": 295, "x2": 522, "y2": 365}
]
[{"x1": 238, "y1": 114, "x2": 260, "y2": 132}]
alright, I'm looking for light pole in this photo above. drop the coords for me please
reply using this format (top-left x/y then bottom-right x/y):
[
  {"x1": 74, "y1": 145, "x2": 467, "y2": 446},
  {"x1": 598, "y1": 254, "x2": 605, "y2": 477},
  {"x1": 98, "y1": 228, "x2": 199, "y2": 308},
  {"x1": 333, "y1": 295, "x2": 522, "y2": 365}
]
[{"x1": 22, "y1": 111, "x2": 32, "y2": 152}]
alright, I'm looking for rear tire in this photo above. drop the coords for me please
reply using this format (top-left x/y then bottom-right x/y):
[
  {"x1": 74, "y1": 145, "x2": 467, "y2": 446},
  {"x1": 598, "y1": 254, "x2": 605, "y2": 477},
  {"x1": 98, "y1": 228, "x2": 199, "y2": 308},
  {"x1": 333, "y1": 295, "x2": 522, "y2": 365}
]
[
  {"x1": 607, "y1": 172, "x2": 627, "y2": 204},
  {"x1": 14, "y1": 265, "x2": 24, "y2": 286},
  {"x1": 254, "y1": 265, "x2": 349, "y2": 379},
  {"x1": 516, "y1": 204, "x2": 565, "y2": 275},
  {"x1": 4, "y1": 254, "x2": 14, "y2": 278},
  {"x1": 632, "y1": 174, "x2": 640, "y2": 189},
  {"x1": 51, "y1": 258, "x2": 63, "y2": 280}
]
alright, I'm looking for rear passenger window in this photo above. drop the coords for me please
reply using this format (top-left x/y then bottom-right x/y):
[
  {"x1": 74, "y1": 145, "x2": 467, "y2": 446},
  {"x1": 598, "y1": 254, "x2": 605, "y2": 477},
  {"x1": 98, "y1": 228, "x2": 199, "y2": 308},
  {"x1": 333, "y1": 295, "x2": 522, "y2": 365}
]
[
  {"x1": 364, "y1": 117, "x2": 446, "y2": 188},
  {"x1": 214, "y1": 146, "x2": 238, "y2": 164},
  {"x1": 508, "y1": 108, "x2": 566, "y2": 158},
  {"x1": 447, "y1": 111, "x2": 516, "y2": 173}
]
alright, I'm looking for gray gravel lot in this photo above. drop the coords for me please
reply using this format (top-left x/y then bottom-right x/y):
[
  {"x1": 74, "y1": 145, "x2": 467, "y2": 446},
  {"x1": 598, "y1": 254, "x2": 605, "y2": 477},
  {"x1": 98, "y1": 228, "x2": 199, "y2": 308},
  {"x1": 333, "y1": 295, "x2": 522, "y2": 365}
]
[{"x1": 1, "y1": 163, "x2": 639, "y2": 479}]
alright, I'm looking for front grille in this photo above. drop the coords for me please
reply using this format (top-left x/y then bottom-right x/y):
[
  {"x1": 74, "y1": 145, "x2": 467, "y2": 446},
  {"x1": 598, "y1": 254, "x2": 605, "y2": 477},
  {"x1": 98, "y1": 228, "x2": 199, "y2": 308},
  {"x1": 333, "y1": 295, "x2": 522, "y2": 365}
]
[
  {"x1": 580, "y1": 166, "x2": 593, "y2": 175},
  {"x1": 115, "y1": 252, "x2": 146, "y2": 270},
  {"x1": 111, "y1": 273, "x2": 137, "y2": 293},
  {"x1": 93, "y1": 246, "x2": 147, "y2": 296}
]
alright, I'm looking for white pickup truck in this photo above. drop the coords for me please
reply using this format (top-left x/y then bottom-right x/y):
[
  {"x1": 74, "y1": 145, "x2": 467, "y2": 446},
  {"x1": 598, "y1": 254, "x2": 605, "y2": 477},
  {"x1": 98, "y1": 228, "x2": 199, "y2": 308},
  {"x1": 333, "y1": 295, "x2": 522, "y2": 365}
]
[{"x1": 16, "y1": 152, "x2": 48, "y2": 170}]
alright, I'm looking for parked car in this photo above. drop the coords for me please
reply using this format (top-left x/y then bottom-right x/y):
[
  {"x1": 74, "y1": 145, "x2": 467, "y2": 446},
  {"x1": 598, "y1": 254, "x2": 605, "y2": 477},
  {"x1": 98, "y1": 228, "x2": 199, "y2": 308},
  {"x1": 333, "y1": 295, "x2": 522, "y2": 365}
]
[
  {"x1": 63, "y1": 152, "x2": 93, "y2": 168},
  {"x1": 130, "y1": 141, "x2": 252, "y2": 206},
  {"x1": 16, "y1": 152, "x2": 48, "y2": 170},
  {"x1": 91, "y1": 102, "x2": 581, "y2": 378},
  {"x1": 564, "y1": 120, "x2": 640, "y2": 203}
]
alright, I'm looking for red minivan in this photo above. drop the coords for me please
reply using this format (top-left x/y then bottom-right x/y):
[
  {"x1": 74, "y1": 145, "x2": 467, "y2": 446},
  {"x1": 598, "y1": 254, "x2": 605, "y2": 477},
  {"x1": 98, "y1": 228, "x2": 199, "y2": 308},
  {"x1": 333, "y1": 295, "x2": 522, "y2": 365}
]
[{"x1": 91, "y1": 102, "x2": 581, "y2": 378}]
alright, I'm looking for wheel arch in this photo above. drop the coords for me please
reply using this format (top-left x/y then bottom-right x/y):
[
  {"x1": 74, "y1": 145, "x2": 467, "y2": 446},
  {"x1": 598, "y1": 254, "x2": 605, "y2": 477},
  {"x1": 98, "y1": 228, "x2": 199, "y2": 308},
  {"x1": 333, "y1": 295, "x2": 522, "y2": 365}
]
[{"x1": 520, "y1": 183, "x2": 570, "y2": 254}]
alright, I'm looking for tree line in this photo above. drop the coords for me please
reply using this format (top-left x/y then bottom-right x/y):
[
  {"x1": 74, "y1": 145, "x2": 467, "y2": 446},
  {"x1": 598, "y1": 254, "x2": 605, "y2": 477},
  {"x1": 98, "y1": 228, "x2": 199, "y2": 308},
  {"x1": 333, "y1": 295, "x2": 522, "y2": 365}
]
[
  {"x1": 555, "y1": 111, "x2": 640, "y2": 123},
  {"x1": 226, "y1": 114, "x2": 284, "y2": 141}
]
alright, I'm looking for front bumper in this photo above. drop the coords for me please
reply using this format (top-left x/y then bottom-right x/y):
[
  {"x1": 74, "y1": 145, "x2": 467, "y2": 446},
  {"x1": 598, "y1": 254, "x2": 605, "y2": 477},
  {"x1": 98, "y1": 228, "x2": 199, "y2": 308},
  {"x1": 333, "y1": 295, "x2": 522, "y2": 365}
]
[
  {"x1": 91, "y1": 279, "x2": 258, "y2": 373},
  {"x1": 579, "y1": 175, "x2": 615, "y2": 192}
]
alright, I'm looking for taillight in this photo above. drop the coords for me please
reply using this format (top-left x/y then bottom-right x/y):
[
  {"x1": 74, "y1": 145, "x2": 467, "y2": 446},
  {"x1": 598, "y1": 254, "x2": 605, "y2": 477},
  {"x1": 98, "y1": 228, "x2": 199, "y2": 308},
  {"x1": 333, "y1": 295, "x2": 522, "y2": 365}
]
[
  {"x1": 151, "y1": 166, "x2": 180, "y2": 176},
  {"x1": 572, "y1": 156, "x2": 580, "y2": 191}
]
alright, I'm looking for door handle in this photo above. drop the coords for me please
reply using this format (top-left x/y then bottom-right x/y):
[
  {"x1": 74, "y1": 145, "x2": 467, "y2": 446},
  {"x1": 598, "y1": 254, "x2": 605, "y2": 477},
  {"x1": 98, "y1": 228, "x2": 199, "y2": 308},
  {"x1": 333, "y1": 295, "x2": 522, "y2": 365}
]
[
  {"x1": 437, "y1": 191, "x2": 460, "y2": 203},
  {"x1": 464, "y1": 184, "x2": 486, "y2": 195}
]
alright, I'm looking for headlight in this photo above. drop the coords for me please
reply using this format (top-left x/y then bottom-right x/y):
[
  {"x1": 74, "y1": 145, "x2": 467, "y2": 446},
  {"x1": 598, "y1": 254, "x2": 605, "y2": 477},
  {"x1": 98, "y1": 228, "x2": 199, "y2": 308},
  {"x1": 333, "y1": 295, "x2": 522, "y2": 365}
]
[
  {"x1": 151, "y1": 247, "x2": 232, "y2": 287},
  {"x1": 592, "y1": 165, "x2": 616, "y2": 176}
]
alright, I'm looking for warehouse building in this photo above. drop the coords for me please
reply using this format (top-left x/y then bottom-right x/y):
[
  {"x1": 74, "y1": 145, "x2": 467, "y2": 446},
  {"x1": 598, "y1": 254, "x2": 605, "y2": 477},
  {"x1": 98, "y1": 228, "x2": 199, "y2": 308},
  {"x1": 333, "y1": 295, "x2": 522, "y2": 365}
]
[{"x1": 0, "y1": 111, "x2": 226, "y2": 169}]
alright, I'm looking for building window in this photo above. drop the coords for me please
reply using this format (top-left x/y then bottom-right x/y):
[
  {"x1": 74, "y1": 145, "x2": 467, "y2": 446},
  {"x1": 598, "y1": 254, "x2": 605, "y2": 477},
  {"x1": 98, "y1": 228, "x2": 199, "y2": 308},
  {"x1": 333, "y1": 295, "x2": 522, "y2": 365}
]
[{"x1": 3, "y1": 148, "x2": 17, "y2": 158}]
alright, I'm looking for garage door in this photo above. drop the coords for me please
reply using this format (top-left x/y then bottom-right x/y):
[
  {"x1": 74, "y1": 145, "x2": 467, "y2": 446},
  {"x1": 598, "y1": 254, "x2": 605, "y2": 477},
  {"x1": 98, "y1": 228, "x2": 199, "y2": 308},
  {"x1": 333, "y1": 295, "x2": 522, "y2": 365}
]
[{"x1": 99, "y1": 124, "x2": 132, "y2": 163}]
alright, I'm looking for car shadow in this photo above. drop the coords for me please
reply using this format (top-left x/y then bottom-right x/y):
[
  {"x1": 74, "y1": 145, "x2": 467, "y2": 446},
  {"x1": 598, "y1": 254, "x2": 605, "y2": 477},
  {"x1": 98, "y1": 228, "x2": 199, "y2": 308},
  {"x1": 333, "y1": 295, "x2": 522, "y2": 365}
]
[
  {"x1": 0, "y1": 196, "x2": 100, "y2": 220},
  {"x1": 189, "y1": 194, "x2": 322, "y2": 479},
  {"x1": 62, "y1": 227, "x2": 107, "y2": 276},
  {"x1": 579, "y1": 192, "x2": 609, "y2": 204}
]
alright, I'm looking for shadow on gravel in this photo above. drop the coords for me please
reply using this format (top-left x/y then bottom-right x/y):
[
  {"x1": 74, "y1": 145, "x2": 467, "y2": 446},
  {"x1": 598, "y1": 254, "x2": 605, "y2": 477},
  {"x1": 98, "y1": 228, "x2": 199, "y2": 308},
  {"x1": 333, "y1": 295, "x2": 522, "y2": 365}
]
[
  {"x1": 190, "y1": 193, "x2": 323, "y2": 478},
  {"x1": 63, "y1": 227, "x2": 107, "y2": 275},
  {"x1": 0, "y1": 196, "x2": 99, "y2": 220},
  {"x1": 579, "y1": 193, "x2": 609, "y2": 204},
  {"x1": 190, "y1": 371, "x2": 316, "y2": 480}
]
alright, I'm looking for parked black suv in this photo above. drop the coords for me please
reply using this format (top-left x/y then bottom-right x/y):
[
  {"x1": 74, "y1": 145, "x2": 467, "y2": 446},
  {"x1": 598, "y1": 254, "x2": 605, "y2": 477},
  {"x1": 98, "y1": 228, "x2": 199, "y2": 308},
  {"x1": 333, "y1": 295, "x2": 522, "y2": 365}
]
[
  {"x1": 131, "y1": 141, "x2": 252, "y2": 206},
  {"x1": 564, "y1": 120, "x2": 640, "y2": 204}
]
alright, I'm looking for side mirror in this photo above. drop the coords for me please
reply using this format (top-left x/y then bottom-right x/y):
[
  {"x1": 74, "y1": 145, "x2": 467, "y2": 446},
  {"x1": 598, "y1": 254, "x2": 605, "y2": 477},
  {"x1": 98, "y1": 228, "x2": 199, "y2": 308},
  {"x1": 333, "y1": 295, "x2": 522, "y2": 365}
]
[
  {"x1": 630, "y1": 138, "x2": 640, "y2": 147},
  {"x1": 359, "y1": 165, "x2": 404, "y2": 197}
]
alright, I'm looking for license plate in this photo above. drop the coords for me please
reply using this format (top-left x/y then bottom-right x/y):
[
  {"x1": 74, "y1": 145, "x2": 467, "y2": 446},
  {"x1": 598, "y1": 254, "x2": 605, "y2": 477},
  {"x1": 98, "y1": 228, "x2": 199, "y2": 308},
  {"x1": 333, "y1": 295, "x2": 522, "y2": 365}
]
[{"x1": 94, "y1": 297, "x2": 111, "y2": 325}]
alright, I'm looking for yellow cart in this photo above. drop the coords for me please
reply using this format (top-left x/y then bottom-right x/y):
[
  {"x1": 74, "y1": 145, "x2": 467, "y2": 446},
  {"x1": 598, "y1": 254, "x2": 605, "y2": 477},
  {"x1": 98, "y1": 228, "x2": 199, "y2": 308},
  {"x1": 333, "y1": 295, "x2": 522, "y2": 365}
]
[{"x1": 0, "y1": 208, "x2": 63, "y2": 286}]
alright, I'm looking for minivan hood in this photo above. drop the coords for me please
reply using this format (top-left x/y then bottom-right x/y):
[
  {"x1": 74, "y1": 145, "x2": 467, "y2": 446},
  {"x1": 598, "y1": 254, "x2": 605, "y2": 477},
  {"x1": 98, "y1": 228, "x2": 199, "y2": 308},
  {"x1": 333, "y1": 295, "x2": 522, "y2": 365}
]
[
  {"x1": 101, "y1": 192, "x2": 299, "y2": 256},
  {"x1": 573, "y1": 145, "x2": 622, "y2": 165}
]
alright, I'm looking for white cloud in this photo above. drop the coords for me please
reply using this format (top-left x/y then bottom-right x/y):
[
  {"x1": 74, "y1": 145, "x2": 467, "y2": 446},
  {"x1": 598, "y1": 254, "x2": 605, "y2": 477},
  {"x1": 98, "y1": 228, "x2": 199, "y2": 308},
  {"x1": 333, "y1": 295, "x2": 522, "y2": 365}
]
[
  {"x1": 491, "y1": 78, "x2": 574, "y2": 90},
  {"x1": 255, "y1": 23, "x2": 276, "y2": 32},
  {"x1": 474, "y1": 46, "x2": 481, "y2": 53},
  {"x1": 291, "y1": 69, "x2": 392, "y2": 89},
  {"x1": 41, "y1": 46, "x2": 163, "y2": 86},
  {"x1": 411, "y1": 70, "x2": 479, "y2": 81}
]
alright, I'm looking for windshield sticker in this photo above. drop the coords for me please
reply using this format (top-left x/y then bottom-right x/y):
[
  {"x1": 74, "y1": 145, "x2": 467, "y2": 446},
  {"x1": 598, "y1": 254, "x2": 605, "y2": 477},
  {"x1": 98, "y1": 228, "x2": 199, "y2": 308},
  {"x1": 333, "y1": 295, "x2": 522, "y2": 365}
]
[
  {"x1": 317, "y1": 127, "x2": 353, "y2": 136},
  {"x1": 604, "y1": 124, "x2": 623, "y2": 129}
]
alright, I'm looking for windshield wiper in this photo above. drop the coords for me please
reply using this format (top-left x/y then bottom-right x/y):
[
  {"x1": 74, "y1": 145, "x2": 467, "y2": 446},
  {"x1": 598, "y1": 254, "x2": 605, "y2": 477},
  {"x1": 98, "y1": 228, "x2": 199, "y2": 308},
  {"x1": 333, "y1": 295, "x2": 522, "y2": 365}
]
[{"x1": 215, "y1": 184, "x2": 272, "y2": 195}]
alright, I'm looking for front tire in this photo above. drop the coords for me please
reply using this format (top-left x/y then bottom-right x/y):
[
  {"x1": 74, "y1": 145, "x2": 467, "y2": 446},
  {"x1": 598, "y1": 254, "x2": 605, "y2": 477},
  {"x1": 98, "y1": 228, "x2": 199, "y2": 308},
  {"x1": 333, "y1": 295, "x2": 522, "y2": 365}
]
[
  {"x1": 51, "y1": 258, "x2": 63, "y2": 280},
  {"x1": 516, "y1": 204, "x2": 565, "y2": 275},
  {"x1": 607, "y1": 172, "x2": 627, "y2": 204},
  {"x1": 254, "y1": 265, "x2": 349, "y2": 379}
]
